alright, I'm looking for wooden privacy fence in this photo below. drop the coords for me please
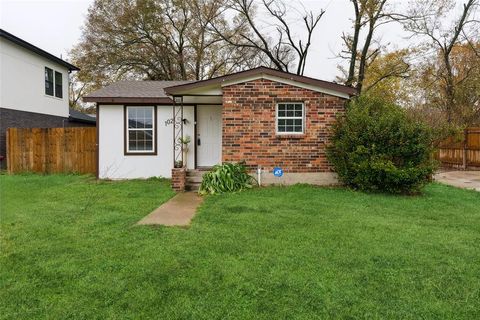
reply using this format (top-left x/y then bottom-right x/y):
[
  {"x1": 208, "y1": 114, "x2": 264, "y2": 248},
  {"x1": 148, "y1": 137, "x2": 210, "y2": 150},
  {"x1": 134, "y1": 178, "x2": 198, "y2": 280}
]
[
  {"x1": 435, "y1": 127, "x2": 480, "y2": 169},
  {"x1": 6, "y1": 127, "x2": 97, "y2": 174}
]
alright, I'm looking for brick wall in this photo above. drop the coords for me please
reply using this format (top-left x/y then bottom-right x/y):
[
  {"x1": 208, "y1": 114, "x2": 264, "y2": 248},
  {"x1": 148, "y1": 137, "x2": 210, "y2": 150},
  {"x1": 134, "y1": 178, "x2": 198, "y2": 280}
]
[
  {"x1": 171, "y1": 168, "x2": 186, "y2": 192},
  {"x1": 222, "y1": 79, "x2": 346, "y2": 173}
]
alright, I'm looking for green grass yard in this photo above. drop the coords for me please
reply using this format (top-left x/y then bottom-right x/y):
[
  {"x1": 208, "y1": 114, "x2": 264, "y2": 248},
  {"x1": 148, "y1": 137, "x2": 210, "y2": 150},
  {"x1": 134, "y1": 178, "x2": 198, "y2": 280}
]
[{"x1": 1, "y1": 174, "x2": 479, "y2": 319}]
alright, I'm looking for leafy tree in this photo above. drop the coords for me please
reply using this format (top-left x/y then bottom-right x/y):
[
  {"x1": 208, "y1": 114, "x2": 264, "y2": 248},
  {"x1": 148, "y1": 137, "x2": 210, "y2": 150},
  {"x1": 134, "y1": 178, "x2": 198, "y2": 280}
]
[
  {"x1": 452, "y1": 43, "x2": 480, "y2": 124},
  {"x1": 70, "y1": 0, "x2": 258, "y2": 91},
  {"x1": 401, "y1": 42, "x2": 480, "y2": 128},
  {"x1": 339, "y1": 0, "x2": 406, "y2": 93},
  {"x1": 403, "y1": 0, "x2": 479, "y2": 123},
  {"x1": 360, "y1": 49, "x2": 411, "y2": 104}
]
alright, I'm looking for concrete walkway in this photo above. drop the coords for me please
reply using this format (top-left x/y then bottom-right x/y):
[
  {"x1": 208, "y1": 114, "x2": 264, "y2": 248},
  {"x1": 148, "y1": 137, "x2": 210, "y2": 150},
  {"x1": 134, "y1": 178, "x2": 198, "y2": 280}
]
[
  {"x1": 434, "y1": 171, "x2": 480, "y2": 192},
  {"x1": 137, "y1": 192, "x2": 203, "y2": 226}
]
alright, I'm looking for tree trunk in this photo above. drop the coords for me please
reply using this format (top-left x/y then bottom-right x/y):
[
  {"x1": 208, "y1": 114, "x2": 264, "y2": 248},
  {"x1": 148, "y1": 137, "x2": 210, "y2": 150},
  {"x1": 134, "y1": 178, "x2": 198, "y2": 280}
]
[
  {"x1": 356, "y1": 23, "x2": 375, "y2": 94},
  {"x1": 443, "y1": 53, "x2": 456, "y2": 123},
  {"x1": 346, "y1": 0, "x2": 360, "y2": 87}
]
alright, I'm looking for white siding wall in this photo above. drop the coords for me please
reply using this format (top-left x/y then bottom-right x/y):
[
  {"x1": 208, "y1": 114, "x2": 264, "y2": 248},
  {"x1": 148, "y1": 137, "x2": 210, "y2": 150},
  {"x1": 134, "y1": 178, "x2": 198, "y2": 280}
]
[
  {"x1": 0, "y1": 38, "x2": 69, "y2": 117},
  {"x1": 98, "y1": 104, "x2": 195, "y2": 179}
]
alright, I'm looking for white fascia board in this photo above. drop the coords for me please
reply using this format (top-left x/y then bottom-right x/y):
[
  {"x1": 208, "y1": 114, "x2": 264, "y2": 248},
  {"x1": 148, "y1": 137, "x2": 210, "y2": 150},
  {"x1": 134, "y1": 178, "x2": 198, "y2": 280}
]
[
  {"x1": 182, "y1": 95, "x2": 222, "y2": 104},
  {"x1": 173, "y1": 84, "x2": 222, "y2": 96}
]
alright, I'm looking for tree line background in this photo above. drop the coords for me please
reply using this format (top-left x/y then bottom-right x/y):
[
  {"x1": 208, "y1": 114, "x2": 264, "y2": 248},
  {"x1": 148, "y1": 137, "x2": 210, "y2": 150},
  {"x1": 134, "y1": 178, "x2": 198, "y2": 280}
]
[{"x1": 70, "y1": 0, "x2": 480, "y2": 130}]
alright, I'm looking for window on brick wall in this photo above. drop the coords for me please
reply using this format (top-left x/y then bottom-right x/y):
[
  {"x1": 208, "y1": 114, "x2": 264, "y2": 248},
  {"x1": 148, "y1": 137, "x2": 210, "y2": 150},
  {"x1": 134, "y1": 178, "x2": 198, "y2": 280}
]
[{"x1": 276, "y1": 103, "x2": 304, "y2": 134}]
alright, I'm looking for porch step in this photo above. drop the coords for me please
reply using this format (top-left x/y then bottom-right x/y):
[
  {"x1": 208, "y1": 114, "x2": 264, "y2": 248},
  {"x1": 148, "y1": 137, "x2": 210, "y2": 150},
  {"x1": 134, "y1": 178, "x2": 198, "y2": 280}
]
[
  {"x1": 186, "y1": 169, "x2": 207, "y2": 176},
  {"x1": 185, "y1": 170, "x2": 208, "y2": 191},
  {"x1": 185, "y1": 182, "x2": 201, "y2": 192},
  {"x1": 186, "y1": 175, "x2": 203, "y2": 183}
]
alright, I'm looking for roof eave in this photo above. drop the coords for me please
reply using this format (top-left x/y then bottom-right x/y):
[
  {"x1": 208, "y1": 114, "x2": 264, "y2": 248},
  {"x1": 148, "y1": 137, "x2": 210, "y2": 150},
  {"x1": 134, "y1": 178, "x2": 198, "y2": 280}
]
[
  {"x1": 82, "y1": 96, "x2": 174, "y2": 104},
  {"x1": 164, "y1": 67, "x2": 357, "y2": 97},
  {"x1": 68, "y1": 116, "x2": 96, "y2": 124},
  {"x1": 0, "y1": 29, "x2": 80, "y2": 71}
]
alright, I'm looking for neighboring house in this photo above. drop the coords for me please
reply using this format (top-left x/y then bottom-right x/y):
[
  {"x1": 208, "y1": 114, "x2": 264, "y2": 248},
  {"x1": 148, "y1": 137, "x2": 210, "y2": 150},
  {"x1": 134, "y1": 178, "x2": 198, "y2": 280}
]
[
  {"x1": 68, "y1": 108, "x2": 96, "y2": 125},
  {"x1": 0, "y1": 29, "x2": 95, "y2": 168},
  {"x1": 84, "y1": 67, "x2": 356, "y2": 189}
]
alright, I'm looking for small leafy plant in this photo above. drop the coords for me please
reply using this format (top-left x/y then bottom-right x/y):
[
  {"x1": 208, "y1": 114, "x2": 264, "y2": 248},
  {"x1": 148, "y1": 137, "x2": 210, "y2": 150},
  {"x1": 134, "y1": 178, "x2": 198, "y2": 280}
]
[
  {"x1": 179, "y1": 135, "x2": 191, "y2": 168},
  {"x1": 199, "y1": 162, "x2": 257, "y2": 195},
  {"x1": 179, "y1": 135, "x2": 191, "y2": 146},
  {"x1": 174, "y1": 160, "x2": 183, "y2": 168}
]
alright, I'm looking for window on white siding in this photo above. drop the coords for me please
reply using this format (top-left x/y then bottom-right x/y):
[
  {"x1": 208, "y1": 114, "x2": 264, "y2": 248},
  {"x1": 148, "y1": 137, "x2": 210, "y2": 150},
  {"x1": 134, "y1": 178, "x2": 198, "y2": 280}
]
[
  {"x1": 45, "y1": 67, "x2": 63, "y2": 98},
  {"x1": 55, "y1": 71, "x2": 63, "y2": 98},
  {"x1": 126, "y1": 106, "x2": 156, "y2": 154},
  {"x1": 276, "y1": 103, "x2": 304, "y2": 134},
  {"x1": 45, "y1": 67, "x2": 54, "y2": 96}
]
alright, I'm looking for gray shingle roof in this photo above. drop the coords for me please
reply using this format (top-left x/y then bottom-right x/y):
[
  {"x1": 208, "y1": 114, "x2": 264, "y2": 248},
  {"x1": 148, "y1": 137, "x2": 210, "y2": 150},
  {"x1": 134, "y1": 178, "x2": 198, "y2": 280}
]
[
  {"x1": 84, "y1": 67, "x2": 357, "y2": 104},
  {"x1": 84, "y1": 80, "x2": 192, "y2": 104},
  {"x1": 69, "y1": 108, "x2": 96, "y2": 124}
]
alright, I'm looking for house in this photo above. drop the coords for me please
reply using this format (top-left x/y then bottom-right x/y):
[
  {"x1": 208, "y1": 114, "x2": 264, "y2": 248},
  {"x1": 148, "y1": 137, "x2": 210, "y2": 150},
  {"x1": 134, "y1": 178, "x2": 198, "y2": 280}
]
[
  {"x1": 83, "y1": 67, "x2": 356, "y2": 190},
  {"x1": 0, "y1": 29, "x2": 95, "y2": 168}
]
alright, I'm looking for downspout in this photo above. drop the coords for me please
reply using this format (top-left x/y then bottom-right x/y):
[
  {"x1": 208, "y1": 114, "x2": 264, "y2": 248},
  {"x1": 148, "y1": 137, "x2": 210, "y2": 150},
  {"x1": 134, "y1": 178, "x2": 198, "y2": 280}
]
[
  {"x1": 95, "y1": 103, "x2": 99, "y2": 179},
  {"x1": 257, "y1": 166, "x2": 262, "y2": 186}
]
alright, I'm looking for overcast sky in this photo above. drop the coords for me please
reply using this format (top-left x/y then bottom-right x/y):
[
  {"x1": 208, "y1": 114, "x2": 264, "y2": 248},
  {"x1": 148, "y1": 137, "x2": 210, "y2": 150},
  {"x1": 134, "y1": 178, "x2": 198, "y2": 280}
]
[{"x1": 0, "y1": 0, "x2": 429, "y2": 81}]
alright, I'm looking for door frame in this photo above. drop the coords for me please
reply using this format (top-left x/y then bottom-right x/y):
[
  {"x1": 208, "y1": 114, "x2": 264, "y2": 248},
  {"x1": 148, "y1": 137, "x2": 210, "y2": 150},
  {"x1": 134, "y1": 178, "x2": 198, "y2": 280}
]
[{"x1": 194, "y1": 103, "x2": 222, "y2": 169}]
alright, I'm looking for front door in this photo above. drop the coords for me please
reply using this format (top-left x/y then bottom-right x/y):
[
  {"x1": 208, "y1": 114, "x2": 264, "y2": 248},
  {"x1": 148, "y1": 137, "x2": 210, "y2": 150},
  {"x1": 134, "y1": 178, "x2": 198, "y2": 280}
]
[{"x1": 197, "y1": 105, "x2": 222, "y2": 167}]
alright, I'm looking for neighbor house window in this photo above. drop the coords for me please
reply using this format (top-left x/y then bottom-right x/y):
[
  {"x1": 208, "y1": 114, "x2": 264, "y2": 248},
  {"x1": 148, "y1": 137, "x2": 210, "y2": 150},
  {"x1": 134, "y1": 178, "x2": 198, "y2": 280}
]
[
  {"x1": 125, "y1": 106, "x2": 156, "y2": 154},
  {"x1": 45, "y1": 67, "x2": 54, "y2": 96},
  {"x1": 276, "y1": 102, "x2": 304, "y2": 134},
  {"x1": 54, "y1": 71, "x2": 63, "y2": 98},
  {"x1": 45, "y1": 68, "x2": 63, "y2": 98}
]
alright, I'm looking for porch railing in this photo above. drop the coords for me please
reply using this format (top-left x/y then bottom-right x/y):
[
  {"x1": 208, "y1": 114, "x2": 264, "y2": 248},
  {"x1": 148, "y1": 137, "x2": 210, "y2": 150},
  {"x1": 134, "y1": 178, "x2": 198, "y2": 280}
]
[{"x1": 172, "y1": 97, "x2": 184, "y2": 167}]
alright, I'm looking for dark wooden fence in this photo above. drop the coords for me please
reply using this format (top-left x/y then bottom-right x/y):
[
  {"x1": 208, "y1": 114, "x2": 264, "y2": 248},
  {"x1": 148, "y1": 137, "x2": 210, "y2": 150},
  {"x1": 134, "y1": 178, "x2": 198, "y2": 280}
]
[
  {"x1": 6, "y1": 127, "x2": 97, "y2": 174},
  {"x1": 435, "y1": 127, "x2": 480, "y2": 169}
]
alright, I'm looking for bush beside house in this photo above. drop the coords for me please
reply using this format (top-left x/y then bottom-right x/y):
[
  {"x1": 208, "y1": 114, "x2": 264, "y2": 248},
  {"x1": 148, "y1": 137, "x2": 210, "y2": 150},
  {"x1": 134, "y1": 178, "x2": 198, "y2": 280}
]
[{"x1": 327, "y1": 97, "x2": 436, "y2": 194}]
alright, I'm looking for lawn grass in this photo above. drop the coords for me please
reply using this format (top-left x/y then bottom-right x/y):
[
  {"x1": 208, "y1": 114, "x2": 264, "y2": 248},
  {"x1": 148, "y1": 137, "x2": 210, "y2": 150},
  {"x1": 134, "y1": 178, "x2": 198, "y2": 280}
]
[{"x1": 1, "y1": 174, "x2": 479, "y2": 319}]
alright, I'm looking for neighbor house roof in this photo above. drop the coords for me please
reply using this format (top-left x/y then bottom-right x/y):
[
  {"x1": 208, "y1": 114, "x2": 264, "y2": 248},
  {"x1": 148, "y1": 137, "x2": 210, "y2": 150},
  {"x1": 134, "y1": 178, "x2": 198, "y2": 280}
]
[
  {"x1": 83, "y1": 80, "x2": 192, "y2": 104},
  {"x1": 0, "y1": 29, "x2": 80, "y2": 71},
  {"x1": 69, "y1": 108, "x2": 96, "y2": 124},
  {"x1": 164, "y1": 66, "x2": 357, "y2": 97}
]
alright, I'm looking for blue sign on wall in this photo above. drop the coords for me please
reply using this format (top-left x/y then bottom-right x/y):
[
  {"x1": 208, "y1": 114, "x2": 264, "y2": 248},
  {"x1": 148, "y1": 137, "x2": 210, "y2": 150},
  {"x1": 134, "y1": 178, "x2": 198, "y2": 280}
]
[{"x1": 273, "y1": 167, "x2": 283, "y2": 177}]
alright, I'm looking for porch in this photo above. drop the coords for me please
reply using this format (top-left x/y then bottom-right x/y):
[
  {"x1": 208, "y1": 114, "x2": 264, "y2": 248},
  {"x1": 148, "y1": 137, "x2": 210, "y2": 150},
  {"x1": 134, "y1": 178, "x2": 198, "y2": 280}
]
[{"x1": 170, "y1": 95, "x2": 223, "y2": 172}]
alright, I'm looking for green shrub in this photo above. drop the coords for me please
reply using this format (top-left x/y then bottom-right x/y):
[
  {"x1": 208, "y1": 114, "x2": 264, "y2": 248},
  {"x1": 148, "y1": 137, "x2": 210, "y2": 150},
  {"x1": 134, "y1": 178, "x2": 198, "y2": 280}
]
[
  {"x1": 327, "y1": 96, "x2": 437, "y2": 194},
  {"x1": 199, "y1": 162, "x2": 257, "y2": 195}
]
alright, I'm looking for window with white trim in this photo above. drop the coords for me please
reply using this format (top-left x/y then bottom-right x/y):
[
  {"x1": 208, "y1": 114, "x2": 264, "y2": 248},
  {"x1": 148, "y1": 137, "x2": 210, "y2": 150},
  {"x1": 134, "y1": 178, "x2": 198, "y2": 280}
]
[
  {"x1": 126, "y1": 106, "x2": 156, "y2": 153},
  {"x1": 276, "y1": 102, "x2": 304, "y2": 134}
]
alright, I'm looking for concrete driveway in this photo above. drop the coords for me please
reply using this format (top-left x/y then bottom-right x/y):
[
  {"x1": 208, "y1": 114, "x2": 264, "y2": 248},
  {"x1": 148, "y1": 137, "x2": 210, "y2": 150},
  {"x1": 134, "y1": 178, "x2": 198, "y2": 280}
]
[{"x1": 434, "y1": 171, "x2": 480, "y2": 191}]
